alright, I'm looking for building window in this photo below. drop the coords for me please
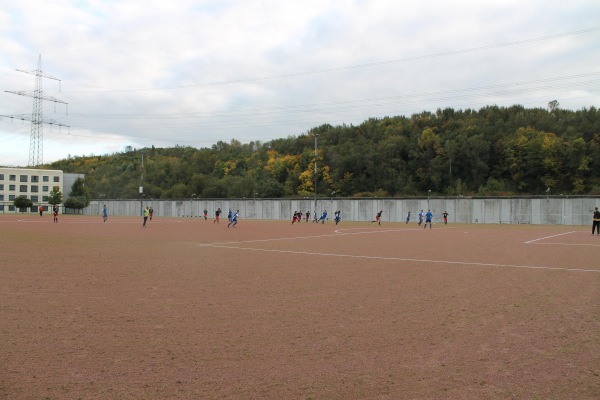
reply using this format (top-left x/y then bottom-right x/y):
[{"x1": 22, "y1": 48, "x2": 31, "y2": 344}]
[
  {"x1": 0, "y1": 184, "x2": 3, "y2": 190},
  {"x1": 9, "y1": 195, "x2": 15, "y2": 201},
  {"x1": 53, "y1": 176, "x2": 60, "y2": 183},
  {"x1": 9, "y1": 185, "x2": 15, "y2": 191},
  {"x1": 42, "y1": 186, "x2": 49, "y2": 192},
  {"x1": 20, "y1": 175, "x2": 28, "y2": 182},
  {"x1": 32, "y1": 205, "x2": 39, "y2": 213},
  {"x1": 31, "y1": 195, "x2": 39, "y2": 202},
  {"x1": 9, "y1": 175, "x2": 16, "y2": 181},
  {"x1": 43, "y1": 176, "x2": 49, "y2": 182},
  {"x1": 31, "y1": 176, "x2": 39, "y2": 183},
  {"x1": 31, "y1": 186, "x2": 39, "y2": 193},
  {"x1": 0, "y1": 205, "x2": 4, "y2": 211},
  {"x1": 20, "y1": 185, "x2": 28, "y2": 192},
  {"x1": 42, "y1": 196, "x2": 49, "y2": 202},
  {"x1": 0, "y1": 173, "x2": 4, "y2": 180},
  {"x1": 8, "y1": 205, "x2": 15, "y2": 211},
  {"x1": 0, "y1": 194, "x2": 3, "y2": 200}
]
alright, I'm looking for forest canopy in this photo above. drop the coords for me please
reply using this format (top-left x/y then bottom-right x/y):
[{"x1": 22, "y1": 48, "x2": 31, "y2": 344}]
[{"x1": 47, "y1": 105, "x2": 600, "y2": 199}]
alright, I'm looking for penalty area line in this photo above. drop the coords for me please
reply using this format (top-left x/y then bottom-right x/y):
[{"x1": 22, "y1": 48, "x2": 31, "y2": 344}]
[
  {"x1": 204, "y1": 244, "x2": 599, "y2": 273},
  {"x1": 199, "y1": 229, "x2": 400, "y2": 246}
]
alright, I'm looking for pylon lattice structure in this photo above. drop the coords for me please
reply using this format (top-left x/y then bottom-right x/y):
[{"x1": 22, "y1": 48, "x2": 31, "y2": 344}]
[{"x1": 2, "y1": 54, "x2": 69, "y2": 167}]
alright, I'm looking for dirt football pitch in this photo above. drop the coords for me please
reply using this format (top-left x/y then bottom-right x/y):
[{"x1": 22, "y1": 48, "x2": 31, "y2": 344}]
[{"x1": 1, "y1": 214, "x2": 599, "y2": 400}]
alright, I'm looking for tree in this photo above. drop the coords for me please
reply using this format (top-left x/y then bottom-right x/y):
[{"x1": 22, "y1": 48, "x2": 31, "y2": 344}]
[
  {"x1": 45, "y1": 105, "x2": 600, "y2": 197},
  {"x1": 257, "y1": 178, "x2": 285, "y2": 198},
  {"x1": 69, "y1": 177, "x2": 91, "y2": 206},
  {"x1": 13, "y1": 196, "x2": 33, "y2": 212},
  {"x1": 63, "y1": 197, "x2": 86, "y2": 210},
  {"x1": 48, "y1": 186, "x2": 63, "y2": 205}
]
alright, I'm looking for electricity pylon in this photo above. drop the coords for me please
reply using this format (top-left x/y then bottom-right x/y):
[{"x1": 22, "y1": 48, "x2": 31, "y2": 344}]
[{"x1": 2, "y1": 54, "x2": 69, "y2": 167}]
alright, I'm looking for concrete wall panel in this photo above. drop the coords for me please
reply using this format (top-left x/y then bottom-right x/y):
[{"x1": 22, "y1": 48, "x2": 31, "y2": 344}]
[{"x1": 80, "y1": 197, "x2": 599, "y2": 226}]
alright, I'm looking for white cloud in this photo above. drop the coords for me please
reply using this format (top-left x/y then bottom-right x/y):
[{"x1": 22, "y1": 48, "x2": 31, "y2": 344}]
[{"x1": 1, "y1": 0, "x2": 599, "y2": 166}]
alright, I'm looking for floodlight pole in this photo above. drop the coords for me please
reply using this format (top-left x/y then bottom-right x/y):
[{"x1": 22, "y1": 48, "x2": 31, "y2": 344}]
[
  {"x1": 314, "y1": 134, "x2": 318, "y2": 216},
  {"x1": 139, "y1": 152, "x2": 144, "y2": 216}
]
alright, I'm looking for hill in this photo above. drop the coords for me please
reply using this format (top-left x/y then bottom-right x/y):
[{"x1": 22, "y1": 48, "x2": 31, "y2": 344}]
[{"x1": 48, "y1": 105, "x2": 600, "y2": 199}]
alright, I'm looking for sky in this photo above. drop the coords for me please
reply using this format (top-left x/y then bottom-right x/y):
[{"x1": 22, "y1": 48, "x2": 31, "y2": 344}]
[{"x1": 0, "y1": 0, "x2": 599, "y2": 167}]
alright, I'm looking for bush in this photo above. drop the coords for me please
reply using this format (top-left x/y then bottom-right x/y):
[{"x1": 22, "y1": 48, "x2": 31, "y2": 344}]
[{"x1": 64, "y1": 197, "x2": 86, "y2": 210}]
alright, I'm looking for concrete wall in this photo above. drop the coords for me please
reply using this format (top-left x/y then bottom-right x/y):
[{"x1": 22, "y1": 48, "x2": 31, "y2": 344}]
[{"x1": 83, "y1": 197, "x2": 600, "y2": 226}]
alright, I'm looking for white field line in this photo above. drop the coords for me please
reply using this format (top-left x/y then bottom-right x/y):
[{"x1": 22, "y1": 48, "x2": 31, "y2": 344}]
[
  {"x1": 525, "y1": 231, "x2": 577, "y2": 244},
  {"x1": 532, "y1": 242, "x2": 600, "y2": 247},
  {"x1": 202, "y1": 244, "x2": 600, "y2": 273},
  {"x1": 14, "y1": 219, "x2": 182, "y2": 224},
  {"x1": 200, "y1": 227, "x2": 437, "y2": 247}
]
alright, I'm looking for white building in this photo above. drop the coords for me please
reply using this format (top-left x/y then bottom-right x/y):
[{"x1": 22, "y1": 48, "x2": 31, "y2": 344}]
[{"x1": 0, "y1": 167, "x2": 64, "y2": 213}]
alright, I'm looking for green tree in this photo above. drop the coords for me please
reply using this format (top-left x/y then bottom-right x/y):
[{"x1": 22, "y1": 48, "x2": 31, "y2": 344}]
[
  {"x1": 48, "y1": 186, "x2": 63, "y2": 205},
  {"x1": 69, "y1": 177, "x2": 91, "y2": 206},
  {"x1": 164, "y1": 183, "x2": 190, "y2": 198},
  {"x1": 411, "y1": 128, "x2": 444, "y2": 191},
  {"x1": 257, "y1": 178, "x2": 285, "y2": 198},
  {"x1": 64, "y1": 197, "x2": 86, "y2": 210},
  {"x1": 14, "y1": 196, "x2": 33, "y2": 212},
  {"x1": 44, "y1": 105, "x2": 600, "y2": 197}
]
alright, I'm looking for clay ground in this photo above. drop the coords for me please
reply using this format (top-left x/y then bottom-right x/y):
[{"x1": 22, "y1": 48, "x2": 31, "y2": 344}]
[{"x1": 0, "y1": 214, "x2": 599, "y2": 400}]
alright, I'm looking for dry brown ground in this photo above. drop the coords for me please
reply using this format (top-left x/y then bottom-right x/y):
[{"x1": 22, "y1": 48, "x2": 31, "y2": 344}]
[{"x1": 1, "y1": 214, "x2": 599, "y2": 400}]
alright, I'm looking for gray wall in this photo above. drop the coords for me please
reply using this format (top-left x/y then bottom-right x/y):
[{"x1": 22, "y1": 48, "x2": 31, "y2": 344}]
[{"x1": 85, "y1": 197, "x2": 600, "y2": 226}]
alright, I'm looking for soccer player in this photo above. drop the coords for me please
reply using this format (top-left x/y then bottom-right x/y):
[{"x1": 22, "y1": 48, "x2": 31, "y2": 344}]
[
  {"x1": 372, "y1": 210, "x2": 382, "y2": 225},
  {"x1": 143, "y1": 206, "x2": 150, "y2": 227},
  {"x1": 102, "y1": 205, "x2": 108, "y2": 223},
  {"x1": 228, "y1": 210, "x2": 239, "y2": 228},
  {"x1": 319, "y1": 210, "x2": 328, "y2": 224},
  {"x1": 592, "y1": 207, "x2": 600, "y2": 235},
  {"x1": 442, "y1": 211, "x2": 449, "y2": 225},
  {"x1": 424, "y1": 210, "x2": 433, "y2": 229}
]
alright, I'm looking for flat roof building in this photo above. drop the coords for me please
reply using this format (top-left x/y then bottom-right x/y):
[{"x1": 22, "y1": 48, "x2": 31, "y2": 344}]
[{"x1": 0, "y1": 167, "x2": 64, "y2": 213}]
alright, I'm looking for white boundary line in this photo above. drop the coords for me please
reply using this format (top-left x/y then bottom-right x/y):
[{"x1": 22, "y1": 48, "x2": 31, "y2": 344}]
[
  {"x1": 525, "y1": 231, "x2": 577, "y2": 244},
  {"x1": 532, "y1": 242, "x2": 600, "y2": 247},
  {"x1": 14, "y1": 219, "x2": 183, "y2": 224},
  {"x1": 203, "y1": 244, "x2": 599, "y2": 273},
  {"x1": 201, "y1": 227, "x2": 437, "y2": 247}
]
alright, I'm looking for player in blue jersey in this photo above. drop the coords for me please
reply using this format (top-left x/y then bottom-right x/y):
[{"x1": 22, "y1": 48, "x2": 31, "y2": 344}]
[
  {"x1": 227, "y1": 210, "x2": 239, "y2": 228},
  {"x1": 424, "y1": 210, "x2": 433, "y2": 229},
  {"x1": 319, "y1": 210, "x2": 328, "y2": 224}
]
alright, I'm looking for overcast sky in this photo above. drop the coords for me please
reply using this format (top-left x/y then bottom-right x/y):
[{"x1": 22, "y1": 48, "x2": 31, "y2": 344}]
[{"x1": 1, "y1": 0, "x2": 599, "y2": 166}]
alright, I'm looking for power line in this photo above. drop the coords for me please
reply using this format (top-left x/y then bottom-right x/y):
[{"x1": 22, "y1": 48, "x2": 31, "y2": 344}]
[
  {"x1": 64, "y1": 72, "x2": 599, "y2": 121},
  {"x1": 62, "y1": 27, "x2": 600, "y2": 94}
]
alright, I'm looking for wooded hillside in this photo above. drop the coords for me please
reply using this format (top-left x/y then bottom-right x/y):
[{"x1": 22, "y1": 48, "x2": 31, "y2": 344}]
[{"x1": 48, "y1": 105, "x2": 600, "y2": 199}]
